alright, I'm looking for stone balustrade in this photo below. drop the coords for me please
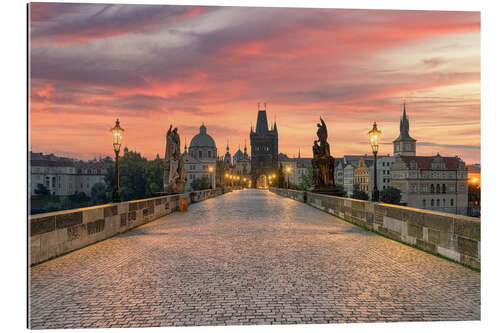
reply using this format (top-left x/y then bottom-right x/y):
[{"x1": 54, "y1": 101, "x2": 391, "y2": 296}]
[
  {"x1": 30, "y1": 188, "x2": 225, "y2": 265},
  {"x1": 270, "y1": 188, "x2": 480, "y2": 269}
]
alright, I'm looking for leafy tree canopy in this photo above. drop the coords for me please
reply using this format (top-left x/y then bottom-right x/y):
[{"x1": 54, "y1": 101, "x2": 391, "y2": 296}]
[{"x1": 380, "y1": 186, "x2": 402, "y2": 204}]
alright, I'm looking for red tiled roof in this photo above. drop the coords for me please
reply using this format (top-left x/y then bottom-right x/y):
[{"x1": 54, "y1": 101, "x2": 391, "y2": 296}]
[{"x1": 400, "y1": 155, "x2": 461, "y2": 170}]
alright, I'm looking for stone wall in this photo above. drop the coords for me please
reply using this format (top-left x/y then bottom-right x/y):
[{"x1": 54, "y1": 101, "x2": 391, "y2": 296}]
[
  {"x1": 30, "y1": 188, "x2": 225, "y2": 266},
  {"x1": 270, "y1": 188, "x2": 480, "y2": 269}
]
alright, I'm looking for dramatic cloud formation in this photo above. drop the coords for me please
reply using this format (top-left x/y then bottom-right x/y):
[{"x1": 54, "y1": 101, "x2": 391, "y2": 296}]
[{"x1": 29, "y1": 3, "x2": 480, "y2": 163}]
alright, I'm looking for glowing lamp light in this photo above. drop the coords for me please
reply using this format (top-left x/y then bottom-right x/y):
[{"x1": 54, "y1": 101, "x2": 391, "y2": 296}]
[
  {"x1": 368, "y1": 122, "x2": 381, "y2": 154},
  {"x1": 208, "y1": 166, "x2": 214, "y2": 173},
  {"x1": 286, "y1": 166, "x2": 292, "y2": 173},
  {"x1": 110, "y1": 118, "x2": 124, "y2": 153}
]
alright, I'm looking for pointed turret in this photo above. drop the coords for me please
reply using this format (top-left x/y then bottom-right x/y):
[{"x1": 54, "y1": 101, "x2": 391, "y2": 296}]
[{"x1": 393, "y1": 102, "x2": 416, "y2": 156}]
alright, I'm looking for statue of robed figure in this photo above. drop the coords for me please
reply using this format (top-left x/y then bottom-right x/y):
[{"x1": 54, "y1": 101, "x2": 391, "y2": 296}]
[
  {"x1": 164, "y1": 125, "x2": 187, "y2": 194},
  {"x1": 311, "y1": 117, "x2": 341, "y2": 195}
]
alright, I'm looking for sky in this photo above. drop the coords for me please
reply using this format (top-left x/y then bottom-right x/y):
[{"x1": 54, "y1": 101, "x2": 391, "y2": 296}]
[{"x1": 29, "y1": 3, "x2": 480, "y2": 163}]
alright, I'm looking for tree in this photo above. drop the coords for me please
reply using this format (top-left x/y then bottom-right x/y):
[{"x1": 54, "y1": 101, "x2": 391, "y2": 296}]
[
  {"x1": 91, "y1": 182, "x2": 108, "y2": 205},
  {"x1": 278, "y1": 164, "x2": 285, "y2": 188},
  {"x1": 104, "y1": 150, "x2": 149, "y2": 201},
  {"x1": 335, "y1": 184, "x2": 347, "y2": 197},
  {"x1": 145, "y1": 155, "x2": 165, "y2": 196},
  {"x1": 191, "y1": 176, "x2": 211, "y2": 191},
  {"x1": 352, "y1": 186, "x2": 369, "y2": 200},
  {"x1": 298, "y1": 166, "x2": 313, "y2": 190},
  {"x1": 380, "y1": 186, "x2": 402, "y2": 204},
  {"x1": 468, "y1": 183, "x2": 480, "y2": 205},
  {"x1": 70, "y1": 191, "x2": 90, "y2": 203},
  {"x1": 34, "y1": 183, "x2": 50, "y2": 196},
  {"x1": 352, "y1": 190, "x2": 368, "y2": 200}
]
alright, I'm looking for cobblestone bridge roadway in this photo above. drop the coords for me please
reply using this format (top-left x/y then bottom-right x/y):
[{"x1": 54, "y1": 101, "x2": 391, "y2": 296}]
[{"x1": 29, "y1": 189, "x2": 480, "y2": 328}]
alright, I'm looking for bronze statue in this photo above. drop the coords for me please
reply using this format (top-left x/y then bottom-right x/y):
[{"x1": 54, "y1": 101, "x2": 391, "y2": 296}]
[
  {"x1": 311, "y1": 117, "x2": 340, "y2": 195},
  {"x1": 164, "y1": 125, "x2": 187, "y2": 194}
]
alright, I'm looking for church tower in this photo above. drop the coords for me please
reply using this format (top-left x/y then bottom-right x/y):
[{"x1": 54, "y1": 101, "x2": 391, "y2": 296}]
[
  {"x1": 224, "y1": 140, "x2": 232, "y2": 166},
  {"x1": 393, "y1": 103, "x2": 416, "y2": 156}
]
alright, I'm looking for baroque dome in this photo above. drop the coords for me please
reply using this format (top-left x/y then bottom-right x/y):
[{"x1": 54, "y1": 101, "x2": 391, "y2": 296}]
[{"x1": 190, "y1": 124, "x2": 216, "y2": 148}]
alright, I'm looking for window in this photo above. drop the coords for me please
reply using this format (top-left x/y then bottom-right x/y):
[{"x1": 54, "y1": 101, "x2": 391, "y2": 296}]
[
  {"x1": 431, "y1": 199, "x2": 434, "y2": 207},
  {"x1": 443, "y1": 199, "x2": 446, "y2": 207},
  {"x1": 430, "y1": 184, "x2": 435, "y2": 193},
  {"x1": 198, "y1": 151, "x2": 202, "y2": 158},
  {"x1": 208, "y1": 151, "x2": 211, "y2": 158},
  {"x1": 451, "y1": 199, "x2": 454, "y2": 206},
  {"x1": 437, "y1": 199, "x2": 440, "y2": 207},
  {"x1": 442, "y1": 184, "x2": 446, "y2": 194},
  {"x1": 436, "y1": 184, "x2": 440, "y2": 193},
  {"x1": 423, "y1": 199, "x2": 426, "y2": 207}
]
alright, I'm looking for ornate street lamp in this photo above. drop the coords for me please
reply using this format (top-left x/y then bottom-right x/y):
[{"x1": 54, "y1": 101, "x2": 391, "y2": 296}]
[
  {"x1": 286, "y1": 166, "x2": 292, "y2": 189},
  {"x1": 368, "y1": 122, "x2": 381, "y2": 202},
  {"x1": 110, "y1": 119, "x2": 124, "y2": 202}
]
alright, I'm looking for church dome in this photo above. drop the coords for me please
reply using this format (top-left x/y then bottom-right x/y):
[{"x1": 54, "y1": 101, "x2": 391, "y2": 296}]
[{"x1": 190, "y1": 124, "x2": 216, "y2": 148}]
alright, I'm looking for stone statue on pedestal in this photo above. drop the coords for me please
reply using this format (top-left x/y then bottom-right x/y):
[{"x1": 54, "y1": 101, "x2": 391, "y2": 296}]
[
  {"x1": 164, "y1": 125, "x2": 187, "y2": 194},
  {"x1": 311, "y1": 117, "x2": 341, "y2": 196}
]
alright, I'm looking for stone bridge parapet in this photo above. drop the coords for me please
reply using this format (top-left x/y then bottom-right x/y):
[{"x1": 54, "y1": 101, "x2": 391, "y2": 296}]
[
  {"x1": 270, "y1": 188, "x2": 480, "y2": 270},
  {"x1": 30, "y1": 188, "x2": 227, "y2": 265}
]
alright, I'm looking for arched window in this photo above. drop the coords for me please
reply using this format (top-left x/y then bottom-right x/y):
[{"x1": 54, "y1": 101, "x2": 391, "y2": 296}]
[
  {"x1": 443, "y1": 199, "x2": 446, "y2": 207},
  {"x1": 430, "y1": 184, "x2": 435, "y2": 193},
  {"x1": 431, "y1": 199, "x2": 434, "y2": 206},
  {"x1": 198, "y1": 150, "x2": 202, "y2": 158},
  {"x1": 422, "y1": 199, "x2": 426, "y2": 207},
  {"x1": 437, "y1": 199, "x2": 440, "y2": 207},
  {"x1": 436, "y1": 184, "x2": 441, "y2": 193},
  {"x1": 451, "y1": 198, "x2": 454, "y2": 206},
  {"x1": 208, "y1": 151, "x2": 211, "y2": 158},
  {"x1": 442, "y1": 184, "x2": 446, "y2": 194}
]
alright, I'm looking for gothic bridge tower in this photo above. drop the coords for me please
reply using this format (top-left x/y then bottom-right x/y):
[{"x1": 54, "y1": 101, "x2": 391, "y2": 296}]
[{"x1": 250, "y1": 103, "x2": 278, "y2": 188}]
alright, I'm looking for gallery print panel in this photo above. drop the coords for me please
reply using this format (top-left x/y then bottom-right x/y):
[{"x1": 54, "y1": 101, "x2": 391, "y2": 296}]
[{"x1": 28, "y1": 1, "x2": 480, "y2": 329}]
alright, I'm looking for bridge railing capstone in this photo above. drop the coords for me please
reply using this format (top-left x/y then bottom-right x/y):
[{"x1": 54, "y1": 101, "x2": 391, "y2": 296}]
[{"x1": 269, "y1": 187, "x2": 480, "y2": 270}]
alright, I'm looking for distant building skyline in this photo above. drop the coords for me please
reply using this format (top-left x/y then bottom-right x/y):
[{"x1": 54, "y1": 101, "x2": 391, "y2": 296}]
[{"x1": 29, "y1": 4, "x2": 480, "y2": 163}]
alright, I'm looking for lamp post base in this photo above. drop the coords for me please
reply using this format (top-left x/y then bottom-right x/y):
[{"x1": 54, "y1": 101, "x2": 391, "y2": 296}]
[
  {"x1": 372, "y1": 190, "x2": 380, "y2": 202},
  {"x1": 112, "y1": 191, "x2": 121, "y2": 203}
]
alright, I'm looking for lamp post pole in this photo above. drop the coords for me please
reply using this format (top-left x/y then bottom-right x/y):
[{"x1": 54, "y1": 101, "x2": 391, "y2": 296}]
[
  {"x1": 372, "y1": 151, "x2": 379, "y2": 202},
  {"x1": 113, "y1": 149, "x2": 121, "y2": 202},
  {"x1": 209, "y1": 166, "x2": 214, "y2": 189},
  {"x1": 286, "y1": 166, "x2": 292, "y2": 189},
  {"x1": 110, "y1": 119, "x2": 124, "y2": 203},
  {"x1": 368, "y1": 122, "x2": 381, "y2": 202}
]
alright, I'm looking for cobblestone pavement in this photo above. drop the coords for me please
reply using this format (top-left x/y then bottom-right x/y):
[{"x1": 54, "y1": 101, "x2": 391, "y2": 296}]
[{"x1": 29, "y1": 190, "x2": 480, "y2": 328}]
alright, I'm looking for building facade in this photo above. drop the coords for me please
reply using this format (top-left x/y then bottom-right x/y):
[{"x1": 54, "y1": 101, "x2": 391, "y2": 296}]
[
  {"x1": 30, "y1": 152, "x2": 109, "y2": 197},
  {"x1": 250, "y1": 105, "x2": 278, "y2": 187},
  {"x1": 354, "y1": 157, "x2": 371, "y2": 196},
  {"x1": 390, "y1": 154, "x2": 468, "y2": 215},
  {"x1": 233, "y1": 143, "x2": 251, "y2": 177},
  {"x1": 343, "y1": 163, "x2": 355, "y2": 197},
  {"x1": 183, "y1": 124, "x2": 217, "y2": 191}
]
